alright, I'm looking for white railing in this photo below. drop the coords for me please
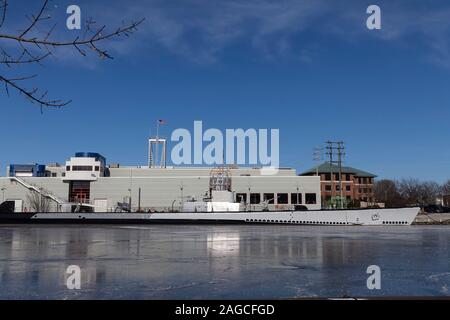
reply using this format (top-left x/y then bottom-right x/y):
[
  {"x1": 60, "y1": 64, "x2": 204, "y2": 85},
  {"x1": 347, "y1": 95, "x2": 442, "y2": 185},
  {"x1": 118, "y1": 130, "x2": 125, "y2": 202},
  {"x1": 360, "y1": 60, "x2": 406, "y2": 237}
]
[{"x1": 10, "y1": 177, "x2": 65, "y2": 205}]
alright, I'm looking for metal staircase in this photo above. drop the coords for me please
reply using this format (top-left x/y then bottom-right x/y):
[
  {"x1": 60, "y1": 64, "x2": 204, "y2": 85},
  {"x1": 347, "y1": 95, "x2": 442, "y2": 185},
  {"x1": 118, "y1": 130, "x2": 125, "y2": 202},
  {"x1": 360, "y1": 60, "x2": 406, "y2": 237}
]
[{"x1": 10, "y1": 177, "x2": 65, "y2": 205}]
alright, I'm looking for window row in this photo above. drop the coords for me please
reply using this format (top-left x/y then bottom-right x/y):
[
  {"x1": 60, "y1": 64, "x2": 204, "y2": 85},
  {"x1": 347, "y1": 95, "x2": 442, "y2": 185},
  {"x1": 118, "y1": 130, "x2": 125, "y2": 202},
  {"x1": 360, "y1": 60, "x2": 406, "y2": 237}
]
[
  {"x1": 322, "y1": 175, "x2": 373, "y2": 185},
  {"x1": 357, "y1": 177, "x2": 373, "y2": 184},
  {"x1": 66, "y1": 165, "x2": 100, "y2": 172},
  {"x1": 236, "y1": 192, "x2": 317, "y2": 205},
  {"x1": 324, "y1": 185, "x2": 351, "y2": 192},
  {"x1": 323, "y1": 173, "x2": 352, "y2": 181}
]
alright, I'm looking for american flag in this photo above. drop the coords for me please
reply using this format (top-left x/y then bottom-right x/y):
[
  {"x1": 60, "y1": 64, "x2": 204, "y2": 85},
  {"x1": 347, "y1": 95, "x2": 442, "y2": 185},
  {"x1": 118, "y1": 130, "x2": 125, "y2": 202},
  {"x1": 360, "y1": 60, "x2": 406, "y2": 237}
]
[{"x1": 158, "y1": 119, "x2": 166, "y2": 125}]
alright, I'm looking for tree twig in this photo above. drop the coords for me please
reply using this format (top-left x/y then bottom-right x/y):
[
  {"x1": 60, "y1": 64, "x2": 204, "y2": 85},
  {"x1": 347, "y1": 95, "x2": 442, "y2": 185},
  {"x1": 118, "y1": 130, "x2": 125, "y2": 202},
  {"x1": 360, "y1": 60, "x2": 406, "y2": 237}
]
[{"x1": 0, "y1": 0, "x2": 144, "y2": 109}]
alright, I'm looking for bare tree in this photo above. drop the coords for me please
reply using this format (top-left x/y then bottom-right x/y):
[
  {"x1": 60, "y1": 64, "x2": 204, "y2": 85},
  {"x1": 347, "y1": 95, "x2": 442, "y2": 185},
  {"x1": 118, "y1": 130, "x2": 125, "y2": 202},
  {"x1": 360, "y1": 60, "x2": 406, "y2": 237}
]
[
  {"x1": 0, "y1": 0, "x2": 143, "y2": 109},
  {"x1": 377, "y1": 178, "x2": 449, "y2": 207},
  {"x1": 374, "y1": 179, "x2": 405, "y2": 207},
  {"x1": 442, "y1": 180, "x2": 450, "y2": 195},
  {"x1": 396, "y1": 178, "x2": 440, "y2": 206},
  {"x1": 419, "y1": 181, "x2": 441, "y2": 205},
  {"x1": 26, "y1": 189, "x2": 51, "y2": 212}
]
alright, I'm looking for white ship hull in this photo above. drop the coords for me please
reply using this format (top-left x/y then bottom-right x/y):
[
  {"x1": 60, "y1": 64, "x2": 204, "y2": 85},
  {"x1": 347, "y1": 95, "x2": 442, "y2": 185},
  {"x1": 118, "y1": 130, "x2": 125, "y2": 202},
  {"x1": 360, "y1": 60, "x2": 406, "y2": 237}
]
[{"x1": 6, "y1": 207, "x2": 420, "y2": 226}]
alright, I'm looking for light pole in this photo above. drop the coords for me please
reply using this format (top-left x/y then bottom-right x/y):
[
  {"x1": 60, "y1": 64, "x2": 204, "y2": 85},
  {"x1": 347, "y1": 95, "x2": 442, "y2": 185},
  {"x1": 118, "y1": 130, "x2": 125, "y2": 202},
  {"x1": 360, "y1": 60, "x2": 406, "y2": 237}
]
[
  {"x1": 39, "y1": 187, "x2": 43, "y2": 212},
  {"x1": 180, "y1": 182, "x2": 184, "y2": 210},
  {"x1": 128, "y1": 168, "x2": 133, "y2": 212},
  {"x1": 248, "y1": 186, "x2": 251, "y2": 212},
  {"x1": 1, "y1": 186, "x2": 6, "y2": 203}
]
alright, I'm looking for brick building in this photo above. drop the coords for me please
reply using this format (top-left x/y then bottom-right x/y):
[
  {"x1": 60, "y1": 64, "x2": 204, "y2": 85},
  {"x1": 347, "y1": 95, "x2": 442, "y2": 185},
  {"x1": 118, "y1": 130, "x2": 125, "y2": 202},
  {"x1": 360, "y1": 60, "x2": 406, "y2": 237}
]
[{"x1": 299, "y1": 162, "x2": 377, "y2": 208}]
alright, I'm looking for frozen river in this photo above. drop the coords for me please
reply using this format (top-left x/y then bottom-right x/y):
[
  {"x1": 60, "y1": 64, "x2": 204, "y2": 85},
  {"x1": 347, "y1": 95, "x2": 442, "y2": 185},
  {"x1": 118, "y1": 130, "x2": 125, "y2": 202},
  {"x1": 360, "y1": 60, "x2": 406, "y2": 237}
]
[{"x1": 0, "y1": 224, "x2": 448, "y2": 299}]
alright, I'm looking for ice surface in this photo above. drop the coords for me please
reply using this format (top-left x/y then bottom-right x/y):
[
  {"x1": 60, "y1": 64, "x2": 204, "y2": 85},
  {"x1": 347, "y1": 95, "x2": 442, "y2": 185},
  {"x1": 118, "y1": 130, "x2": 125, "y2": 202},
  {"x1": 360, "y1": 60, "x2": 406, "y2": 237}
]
[{"x1": 0, "y1": 225, "x2": 448, "y2": 299}]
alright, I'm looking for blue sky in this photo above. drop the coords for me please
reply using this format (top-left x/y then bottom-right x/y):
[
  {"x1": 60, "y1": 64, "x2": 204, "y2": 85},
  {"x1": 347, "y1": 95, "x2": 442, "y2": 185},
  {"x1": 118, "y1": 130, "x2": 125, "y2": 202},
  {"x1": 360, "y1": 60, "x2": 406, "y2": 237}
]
[{"x1": 1, "y1": 0, "x2": 450, "y2": 182}]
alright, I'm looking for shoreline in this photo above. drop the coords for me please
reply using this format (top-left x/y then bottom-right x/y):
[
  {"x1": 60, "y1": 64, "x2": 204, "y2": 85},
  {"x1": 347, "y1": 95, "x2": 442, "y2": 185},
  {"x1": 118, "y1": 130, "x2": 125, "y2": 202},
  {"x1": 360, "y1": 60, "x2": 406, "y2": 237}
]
[{"x1": 413, "y1": 213, "x2": 450, "y2": 225}]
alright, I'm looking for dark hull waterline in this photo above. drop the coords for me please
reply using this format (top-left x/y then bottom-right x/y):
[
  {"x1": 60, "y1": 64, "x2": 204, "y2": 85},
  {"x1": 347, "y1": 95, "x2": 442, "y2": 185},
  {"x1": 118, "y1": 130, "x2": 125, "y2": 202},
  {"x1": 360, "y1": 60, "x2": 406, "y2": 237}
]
[{"x1": 0, "y1": 207, "x2": 420, "y2": 226}]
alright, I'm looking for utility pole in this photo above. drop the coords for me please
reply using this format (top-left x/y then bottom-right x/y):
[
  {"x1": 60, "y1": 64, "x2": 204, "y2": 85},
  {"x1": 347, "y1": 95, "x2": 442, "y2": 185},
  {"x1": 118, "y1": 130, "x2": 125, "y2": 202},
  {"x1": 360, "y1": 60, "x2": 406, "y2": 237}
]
[
  {"x1": 326, "y1": 142, "x2": 334, "y2": 208},
  {"x1": 325, "y1": 141, "x2": 345, "y2": 209},
  {"x1": 313, "y1": 147, "x2": 323, "y2": 176},
  {"x1": 337, "y1": 141, "x2": 345, "y2": 207}
]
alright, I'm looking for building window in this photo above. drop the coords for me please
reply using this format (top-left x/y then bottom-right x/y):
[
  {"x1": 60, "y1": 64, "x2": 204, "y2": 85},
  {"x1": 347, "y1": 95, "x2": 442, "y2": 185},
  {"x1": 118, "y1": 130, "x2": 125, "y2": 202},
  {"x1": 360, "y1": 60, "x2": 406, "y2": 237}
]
[
  {"x1": 291, "y1": 193, "x2": 303, "y2": 205},
  {"x1": 291, "y1": 193, "x2": 303, "y2": 204},
  {"x1": 250, "y1": 193, "x2": 261, "y2": 204},
  {"x1": 334, "y1": 174, "x2": 340, "y2": 181},
  {"x1": 66, "y1": 166, "x2": 71, "y2": 171},
  {"x1": 263, "y1": 193, "x2": 275, "y2": 204},
  {"x1": 305, "y1": 193, "x2": 317, "y2": 204},
  {"x1": 346, "y1": 185, "x2": 351, "y2": 191},
  {"x1": 51, "y1": 173, "x2": 57, "y2": 177},
  {"x1": 325, "y1": 185, "x2": 332, "y2": 191},
  {"x1": 277, "y1": 193, "x2": 288, "y2": 204},
  {"x1": 324, "y1": 173, "x2": 331, "y2": 181},
  {"x1": 291, "y1": 193, "x2": 297, "y2": 204},
  {"x1": 345, "y1": 174, "x2": 351, "y2": 181},
  {"x1": 236, "y1": 193, "x2": 247, "y2": 203},
  {"x1": 72, "y1": 165, "x2": 93, "y2": 171},
  {"x1": 336, "y1": 185, "x2": 341, "y2": 191}
]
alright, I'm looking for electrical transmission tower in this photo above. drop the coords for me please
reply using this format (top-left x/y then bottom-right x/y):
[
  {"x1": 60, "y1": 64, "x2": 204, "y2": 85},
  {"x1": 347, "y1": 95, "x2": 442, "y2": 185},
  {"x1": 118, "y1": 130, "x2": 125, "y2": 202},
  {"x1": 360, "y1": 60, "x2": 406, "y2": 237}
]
[
  {"x1": 325, "y1": 141, "x2": 345, "y2": 209},
  {"x1": 313, "y1": 146, "x2": 323, "y2": 176}
]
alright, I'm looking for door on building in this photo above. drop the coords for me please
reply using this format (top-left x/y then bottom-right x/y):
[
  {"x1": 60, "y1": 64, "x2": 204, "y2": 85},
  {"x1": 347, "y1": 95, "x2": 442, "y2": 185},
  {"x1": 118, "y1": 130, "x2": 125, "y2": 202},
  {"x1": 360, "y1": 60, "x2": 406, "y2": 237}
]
[{"x1": 69, "y1": 181, "x2": 91, "y2": 203}]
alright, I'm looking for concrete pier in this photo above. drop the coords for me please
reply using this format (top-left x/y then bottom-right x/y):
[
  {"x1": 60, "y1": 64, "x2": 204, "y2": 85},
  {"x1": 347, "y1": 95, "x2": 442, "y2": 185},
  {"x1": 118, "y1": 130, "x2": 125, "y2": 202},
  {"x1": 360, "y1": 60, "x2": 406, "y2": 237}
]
[{"x1": 414, "y1": 213, "x2": 450, "y2": 225}]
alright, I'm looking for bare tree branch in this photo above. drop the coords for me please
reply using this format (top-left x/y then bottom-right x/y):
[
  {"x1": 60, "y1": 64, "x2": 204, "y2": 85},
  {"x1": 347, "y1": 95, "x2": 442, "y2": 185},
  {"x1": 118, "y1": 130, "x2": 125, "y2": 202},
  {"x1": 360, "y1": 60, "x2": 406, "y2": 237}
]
[
  {"x1": 1, "y1": 49, "x2": 51, "y2": 65},
  {"x1": 0, "y1": 0, "x2": 7, "y2": 29},
  {"x1": 0, "y1": 19, "x2": 144, "y2": 59},
  {"x1": 0, "y1": 0, "x2": 144, "y2": 109},
  {"x1": 19, "y1": 0, "x2": 50, "y2": 38},
  {"x1": 0, "y1": 74, "x2": 71, "y2": 107}
]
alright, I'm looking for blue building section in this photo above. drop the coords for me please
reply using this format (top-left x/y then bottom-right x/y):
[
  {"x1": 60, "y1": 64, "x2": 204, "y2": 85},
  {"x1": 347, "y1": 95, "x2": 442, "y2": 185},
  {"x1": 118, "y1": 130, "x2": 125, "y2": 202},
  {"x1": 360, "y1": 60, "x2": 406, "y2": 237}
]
[{"x1": 8, "y1": 164, "x2": 47, "y2": 177}]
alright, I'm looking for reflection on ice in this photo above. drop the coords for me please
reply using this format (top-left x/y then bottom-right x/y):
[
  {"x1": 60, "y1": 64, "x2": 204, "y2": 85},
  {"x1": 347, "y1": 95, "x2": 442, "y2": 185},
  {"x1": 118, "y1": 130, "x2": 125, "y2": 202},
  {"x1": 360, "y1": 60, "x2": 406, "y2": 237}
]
[
  {"x1": 0, "y1": 225, "x2": 449, "y2": 299},
  {"x1": 207, "y1": 233, "x2": 240, "y2": 256}
]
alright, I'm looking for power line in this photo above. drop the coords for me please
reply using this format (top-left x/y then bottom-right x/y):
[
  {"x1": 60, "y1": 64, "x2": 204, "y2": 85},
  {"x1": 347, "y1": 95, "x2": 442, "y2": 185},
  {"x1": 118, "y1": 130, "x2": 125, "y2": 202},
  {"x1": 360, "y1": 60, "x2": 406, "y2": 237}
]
[{"x1": 325, "y1": 141, "x2": 345, "y2": 209}]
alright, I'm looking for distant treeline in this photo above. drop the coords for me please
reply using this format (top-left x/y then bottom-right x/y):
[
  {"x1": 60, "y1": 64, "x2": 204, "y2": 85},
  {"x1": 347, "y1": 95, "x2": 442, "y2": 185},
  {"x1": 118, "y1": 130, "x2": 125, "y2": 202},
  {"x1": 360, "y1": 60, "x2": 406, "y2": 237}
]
[{"x1": 374, "y1": 179, "x2": 450, "y2": 207}]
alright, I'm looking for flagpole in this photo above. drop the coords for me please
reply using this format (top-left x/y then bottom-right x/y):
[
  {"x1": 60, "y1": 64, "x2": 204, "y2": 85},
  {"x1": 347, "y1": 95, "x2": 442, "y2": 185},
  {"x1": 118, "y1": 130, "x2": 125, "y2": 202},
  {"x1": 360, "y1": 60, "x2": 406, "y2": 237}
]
[{"x1": 156, "y1": 120, "x2": 160, "y2": 168}]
